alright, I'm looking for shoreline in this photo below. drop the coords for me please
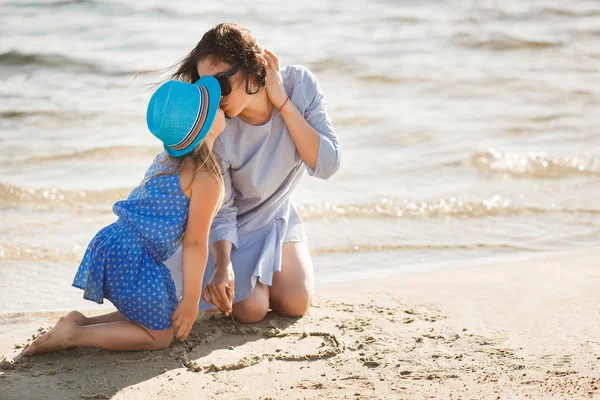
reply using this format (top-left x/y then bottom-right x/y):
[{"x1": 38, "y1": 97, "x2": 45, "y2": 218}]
[
  {"x1": 0, "y1": 247, "x2": 580, "y2": 322},
  {"x1": 1, "y1": 248, "x2": 599, "y2": 399}
]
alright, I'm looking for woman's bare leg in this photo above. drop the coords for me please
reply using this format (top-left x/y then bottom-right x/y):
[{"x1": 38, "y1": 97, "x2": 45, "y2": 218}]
[
  {"x1": 22, "y1": 316, "x2": 174, "y2": 356},
  {"x1": 227, "y1": 242, "x2": 313, "y2": 323},
  {"x1": 231, "y1": 282, "x2": 270, "y2": 324},
  {"x1": 270, "y1": 242, "x2": 314, "y2": 317}
]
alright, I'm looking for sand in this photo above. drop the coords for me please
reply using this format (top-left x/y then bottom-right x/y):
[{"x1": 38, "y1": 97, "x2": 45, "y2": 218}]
[{"x1": 1, "y1": 249, "x2": 599, "y2": 399}]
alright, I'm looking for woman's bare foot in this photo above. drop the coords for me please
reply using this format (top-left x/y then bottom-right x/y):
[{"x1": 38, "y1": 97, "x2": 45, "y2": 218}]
[
  {"x1": 65, "y1": 310, "x2": 88, "y2": 326},
  {"x1": 22, "y1": 317, "x2": 78, "y2": 356}
]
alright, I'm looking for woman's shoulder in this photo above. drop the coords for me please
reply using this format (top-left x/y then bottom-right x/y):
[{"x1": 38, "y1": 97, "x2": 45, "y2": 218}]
[
  {"x1": 282, "y1": 65, "x2": 318, "y2": 88},
  {"x1": 281, "y1": 65, "x2": 321, "y2": 109}
]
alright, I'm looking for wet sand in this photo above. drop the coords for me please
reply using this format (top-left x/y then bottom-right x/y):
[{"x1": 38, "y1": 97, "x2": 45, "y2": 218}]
[{"x1": 1, "y1": 249, "x2": 599, "y2": 399}]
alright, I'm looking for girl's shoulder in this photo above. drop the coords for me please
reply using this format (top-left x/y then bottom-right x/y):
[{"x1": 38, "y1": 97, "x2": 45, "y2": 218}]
[
  {"x1": 144, "y1": 152, "x2": 178, "y2": 178},
  {"x1": 133, "y1": 152, "x2": 181, "y2": 192},
  {"x1": 122, "y1": 152, "x2": 181, "y2": 202}
]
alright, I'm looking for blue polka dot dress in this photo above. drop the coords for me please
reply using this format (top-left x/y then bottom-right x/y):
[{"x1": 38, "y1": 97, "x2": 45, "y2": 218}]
[{"x1": 72, "y1": 153, "x2": 189, "y2": 330}]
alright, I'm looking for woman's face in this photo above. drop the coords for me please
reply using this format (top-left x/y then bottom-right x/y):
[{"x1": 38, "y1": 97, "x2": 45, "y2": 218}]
[{"x1": 197, "y1": 57, "x2": 253, "y2": 119}]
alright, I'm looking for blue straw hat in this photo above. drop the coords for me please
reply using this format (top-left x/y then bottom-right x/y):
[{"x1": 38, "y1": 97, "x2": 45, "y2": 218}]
[{"x1": 147, "y1": 76, "x2": 221, "y2": 157}]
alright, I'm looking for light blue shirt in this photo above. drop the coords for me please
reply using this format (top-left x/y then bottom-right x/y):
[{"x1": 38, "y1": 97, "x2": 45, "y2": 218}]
[{"x1": 166, "y1": 65, "x2": 341, "y2": 308}]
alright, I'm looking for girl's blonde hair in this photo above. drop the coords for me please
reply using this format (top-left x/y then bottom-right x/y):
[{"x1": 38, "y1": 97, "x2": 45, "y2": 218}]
[
  {"x1": 145, "y1": 139, "x2": 224, "y2": 212},
  {"x1": 140, "y1": 140, "x2": 223, "y2": 246}
]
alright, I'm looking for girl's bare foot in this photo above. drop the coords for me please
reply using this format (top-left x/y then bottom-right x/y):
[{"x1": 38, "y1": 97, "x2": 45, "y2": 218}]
[
  {"x1": 22, "y1": 317, "x2": 78, "y2": 356},
  {"x1": 65, "y1": 310, "x2": 88, "y2": 326}
]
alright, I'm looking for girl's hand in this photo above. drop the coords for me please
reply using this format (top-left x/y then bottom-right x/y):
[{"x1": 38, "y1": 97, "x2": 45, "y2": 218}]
[
  {"x1": 171, "y1": 297, "x2": 199, "y2": 341},
  {"x1": 202, "y1": 261, "x2": 235, "y2": 315},
  {"x1": 263, "y1": 49, "x2": 288, "y2": 110}
]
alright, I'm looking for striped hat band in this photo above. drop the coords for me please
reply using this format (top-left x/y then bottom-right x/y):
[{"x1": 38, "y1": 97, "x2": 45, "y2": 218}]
[{"x1": 169, "y1": 85, "x2": 209, "y2": 151}]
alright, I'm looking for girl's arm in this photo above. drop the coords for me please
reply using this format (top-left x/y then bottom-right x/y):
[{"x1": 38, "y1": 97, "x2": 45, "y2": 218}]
[
  {"x1": 208, "y1": 146, "x2": 239, "y2": 249},
  {"x1": 171, "y1": 171, "x2": 221, "y2": 340},
  {"x1": 204, "y1": 147, "x2": 237, "y2": 315}
]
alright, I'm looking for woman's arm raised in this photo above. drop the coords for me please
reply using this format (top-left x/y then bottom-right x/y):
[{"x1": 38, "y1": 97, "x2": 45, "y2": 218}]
[{"x1": 264, "y1": 49, "x2": 341, "y2": 180}]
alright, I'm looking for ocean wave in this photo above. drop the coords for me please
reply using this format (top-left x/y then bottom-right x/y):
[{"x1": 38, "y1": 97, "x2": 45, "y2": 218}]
[
  {"x1": 0, "y1": 110, "x2": 100, "y2": 122},
  {"x1": 0, "y1": 183, "x2": 127, "y2": 207},
  {"x1": 383, "y1": 15, "x2": 423, "y2": 24},
  {"x1": 0, "y1": 110, "x2": 60, "y2": 119},
  {"x1": 334, "y1": 116, "x2": 380, "y2": 127},
  {"x1": 9, "y1": 0, "x2": 96, "y2": 7},
  {"x1": 357, "y1": 74, "x2": 443, "y2": 84},
  {"x1": 358, "y1": 74, "x2": 406, "y2": 84},
  {"x1": 311, "y1": 243, "x2": 539, "y2": 256},
  {"x1": 0, "y1": 50, "x2": 133, "y2": 76},
  {"x1": 538, "y1": 6, "x2": 600, "y2": 18},
  {"x1": 1, "y1": 145, "x2": 161, "y2": 165},
  {"x1": 0, "y1": 242, "x2": 536, "y2": 263},
  {"x1": 0, "y1": 245, "x2": 84, "y2": 263},
  {"x1": 528, "y1": 113, "x2": 576, "y2": 123},
  {"x1": 296, "y1": 196, "x2": 599, "y2": 220},
  {"x1": 3, "y1": 182, "x2": 598, "y2": 218},
  {"x1": 307, "y1": 57, "x2": 361, "y2": 74},
  {"x1": 9, "y1": 0, "x2": 134, "y2": 15},
  {"x1": 469, "y1": 149, "x2": 600, "y2": 178},
  {"x1": 453, "y1": 33, "x2": 563, "y2": 50},
  {"x1": 7, "y1": 0, "x2": 207, "y2": 19},
  {"x1": 490, "y1": 6, "x2": 600, "y2": 20}
]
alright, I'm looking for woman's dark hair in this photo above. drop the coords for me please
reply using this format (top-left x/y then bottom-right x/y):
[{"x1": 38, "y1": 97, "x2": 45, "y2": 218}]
[{"x1": 172, "y1": 23, "x2": 266, "y2": 95}]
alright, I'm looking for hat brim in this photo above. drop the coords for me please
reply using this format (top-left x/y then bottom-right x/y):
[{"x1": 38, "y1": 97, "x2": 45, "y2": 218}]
[{"x1": 164, "y1": 75, "x2": 221, "y2": 157}]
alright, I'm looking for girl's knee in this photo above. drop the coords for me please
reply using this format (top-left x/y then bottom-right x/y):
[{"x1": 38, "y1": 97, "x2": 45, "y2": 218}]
[
  {"x1": 65, "y1": 310, "x2": 88, "y2": 326},
  {"x1": 148, "y1": 328, "x2": 174, "y2": 350}
]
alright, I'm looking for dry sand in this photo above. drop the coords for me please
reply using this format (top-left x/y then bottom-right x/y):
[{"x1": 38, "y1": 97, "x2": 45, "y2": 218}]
[{"x1": 1, "y1": 249, "x2": 599, "y2": 399}]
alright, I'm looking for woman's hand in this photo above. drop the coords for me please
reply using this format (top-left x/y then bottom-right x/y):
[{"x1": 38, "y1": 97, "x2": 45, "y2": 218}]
[
  {"x1": 263, "y1": 49, "x2": 288, "y2": 109},
  {"x1": 171, "y1": 296, "x2": 199, "y2": 341},
  {"x1": 202, "y1": 261, "x2": 235, "y2": 315}
]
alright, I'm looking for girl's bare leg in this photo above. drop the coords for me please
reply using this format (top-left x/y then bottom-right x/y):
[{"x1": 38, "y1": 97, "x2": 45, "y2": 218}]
[
  {"x1": 65, "y1": 310, "x2": 129, "y2": 326},
  {"x1": 22, "y1": 316, "x2": 174, "y2": 356}
]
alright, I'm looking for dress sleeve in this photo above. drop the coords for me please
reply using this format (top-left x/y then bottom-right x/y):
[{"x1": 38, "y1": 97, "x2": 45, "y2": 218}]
[
  {"x1": 296, "y1": 66, "x2": 342, "y2": 180},
  {"x1": 208, "y1": 139, "x2": 239, "y2": 249}
]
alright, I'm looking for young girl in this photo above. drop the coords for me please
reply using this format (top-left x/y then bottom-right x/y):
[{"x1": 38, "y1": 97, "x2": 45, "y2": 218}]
[{"x1": 23, "y1": 76, "x2": 227, "y2": 356}]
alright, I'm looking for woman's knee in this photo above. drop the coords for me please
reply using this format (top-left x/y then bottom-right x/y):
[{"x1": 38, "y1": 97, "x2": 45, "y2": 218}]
[
  {"x1": 270, "y1": 242, "x2": 314, "y2": 317},
  {"x1": 272, "y1": 284, "x2": 313, "y2": 317},
  {"x1": 232, "y1": 283, "x2": 269, "y2": 324}
]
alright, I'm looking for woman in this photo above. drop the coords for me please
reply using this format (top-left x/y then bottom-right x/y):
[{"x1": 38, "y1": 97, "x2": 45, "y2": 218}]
[{"x1": 164, "y1": 23, "x2": 341, "y2": 323}]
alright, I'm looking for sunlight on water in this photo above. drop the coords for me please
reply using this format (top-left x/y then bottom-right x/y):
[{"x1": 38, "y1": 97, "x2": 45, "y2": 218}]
[{"x1": 1, "y1": 0, "x2": 599, "y2": 313}]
